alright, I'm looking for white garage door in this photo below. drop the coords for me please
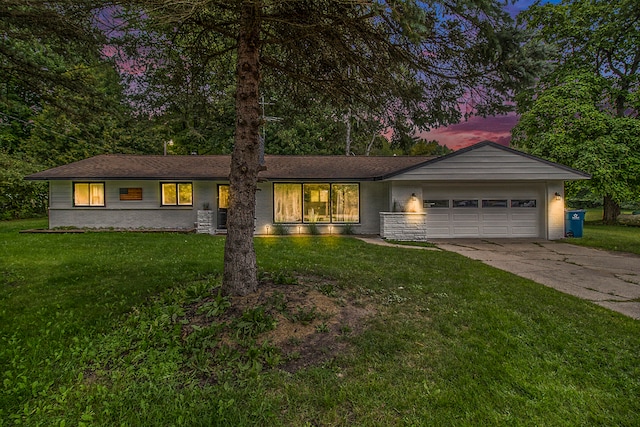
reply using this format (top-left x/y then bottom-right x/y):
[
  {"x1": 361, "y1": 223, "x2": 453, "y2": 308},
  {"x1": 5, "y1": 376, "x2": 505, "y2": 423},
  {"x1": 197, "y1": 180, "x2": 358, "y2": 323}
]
[{"x1": 424, "y1": 190, "x2": 542, "y2": 238}]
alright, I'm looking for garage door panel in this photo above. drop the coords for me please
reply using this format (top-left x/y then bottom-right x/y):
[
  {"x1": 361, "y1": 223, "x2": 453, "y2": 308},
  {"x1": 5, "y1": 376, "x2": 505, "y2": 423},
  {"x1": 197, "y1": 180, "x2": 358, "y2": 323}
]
[
  {"x1": 511, "y1": 226, "x2": 539, "y2": 237},
  {"x1": 453, "y1": 226, "x2": 480, "y2": 236},
  {"x1": 428, "y1": 227, "x2": 452, "y2": 237},
  {"x1": 483, "y1": 226, "x2": 510, "y2": 236},
  {"x1": 452, "y1": 213, "x2": 479, "y2": 221},
  {"x1": 512, "y1": 212, "x2": 538, "y2": 221},
  {"x1": 482, "y1": 212, "x2": 508, "y2": 221},
  {"x1": 427, "y1": 213, "x2": 450, "y2": 221}
]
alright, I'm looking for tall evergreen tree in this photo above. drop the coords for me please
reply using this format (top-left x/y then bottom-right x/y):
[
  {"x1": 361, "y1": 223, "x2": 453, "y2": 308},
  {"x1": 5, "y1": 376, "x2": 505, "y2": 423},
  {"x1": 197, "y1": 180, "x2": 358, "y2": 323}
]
[{"x1": 110, "y1": 0, "x2": 534, "y2": 295}]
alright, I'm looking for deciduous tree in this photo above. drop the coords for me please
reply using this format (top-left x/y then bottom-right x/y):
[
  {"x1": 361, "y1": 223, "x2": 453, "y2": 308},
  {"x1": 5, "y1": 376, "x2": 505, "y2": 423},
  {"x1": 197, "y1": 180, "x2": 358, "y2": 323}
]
[{"x1": 513, "y1": 0, "x2": 640, "y2": 223}]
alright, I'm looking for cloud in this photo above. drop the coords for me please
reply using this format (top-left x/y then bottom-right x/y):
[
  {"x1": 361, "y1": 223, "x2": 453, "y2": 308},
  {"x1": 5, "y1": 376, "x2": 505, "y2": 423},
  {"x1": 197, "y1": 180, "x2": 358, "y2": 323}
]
[{"x1": 417, "y1": 113, "x2": 519, "y2": 151}]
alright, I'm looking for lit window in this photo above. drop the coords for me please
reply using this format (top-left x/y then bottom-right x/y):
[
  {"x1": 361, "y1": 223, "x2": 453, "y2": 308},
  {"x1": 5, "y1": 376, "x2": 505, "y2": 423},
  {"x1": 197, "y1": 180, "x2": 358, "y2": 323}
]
[
  {"x1": 331, "y1": 183, "x2": 359, "y2": 223},
  {"x1": 162, "y1": 183, "x2": 193, "y2": 206},
  {"x1": 74, "y1": 183, "x2": 104, "y2": 207},
  {"x1": 274, "y1": 183, "x2": 302, "y2": 223},
  {"x1": 304, "y1": 183, "x2": 330, "y2": 223},
  {"x1": 273, "y1": 183, "x2": 360, "y2": 224}
]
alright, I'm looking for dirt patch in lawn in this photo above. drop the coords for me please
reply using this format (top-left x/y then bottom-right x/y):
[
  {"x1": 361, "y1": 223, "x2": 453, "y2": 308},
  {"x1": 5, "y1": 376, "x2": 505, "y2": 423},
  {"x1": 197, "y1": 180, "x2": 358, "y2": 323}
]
[{"x1": 181, "y1": 275, "x2": 375, "y2": 376}]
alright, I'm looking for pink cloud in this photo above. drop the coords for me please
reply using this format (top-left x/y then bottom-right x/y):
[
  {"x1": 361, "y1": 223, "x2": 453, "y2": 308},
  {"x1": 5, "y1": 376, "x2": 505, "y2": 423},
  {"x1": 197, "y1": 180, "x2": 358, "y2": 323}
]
[{"x1": 418, "y1": 113, "x2": 518, "y2": 150}]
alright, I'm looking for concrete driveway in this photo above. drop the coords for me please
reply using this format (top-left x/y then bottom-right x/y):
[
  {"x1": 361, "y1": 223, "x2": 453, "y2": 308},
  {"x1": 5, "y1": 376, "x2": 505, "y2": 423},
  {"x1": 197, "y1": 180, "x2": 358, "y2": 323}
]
[{"x1": 433, "y1": 239, "x2": 640, "y2": 320}]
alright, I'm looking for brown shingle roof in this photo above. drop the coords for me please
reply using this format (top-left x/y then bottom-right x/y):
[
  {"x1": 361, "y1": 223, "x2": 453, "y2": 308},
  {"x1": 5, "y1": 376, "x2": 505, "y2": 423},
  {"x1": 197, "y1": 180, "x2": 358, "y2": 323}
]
[{"x1": 25, "y1": 154, "x2": 435, "y2": 181}]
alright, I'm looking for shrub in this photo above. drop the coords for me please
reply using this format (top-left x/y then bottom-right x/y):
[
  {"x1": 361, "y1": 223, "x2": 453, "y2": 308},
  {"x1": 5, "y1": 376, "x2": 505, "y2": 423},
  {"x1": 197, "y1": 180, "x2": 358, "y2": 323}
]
[
  {"x1": 307, "y1": 222, "x2": 321, "y2": 235},
  {"x1": 272, "y1": 224, "x2": 290, "y2": 235},
  {"x1": 341, "y1": 223, "x2": 356, "y2": 235},
  {"x1": 0, "y1": 152, "x2": 48, "y2": 220},
  {"x1": 617, "y1": 214, "x2": 640, "y2": 227}
]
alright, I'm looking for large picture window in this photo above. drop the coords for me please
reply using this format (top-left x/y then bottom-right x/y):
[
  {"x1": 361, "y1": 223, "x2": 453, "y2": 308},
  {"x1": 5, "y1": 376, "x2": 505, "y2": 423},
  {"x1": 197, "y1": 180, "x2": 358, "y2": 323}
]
[
  {"x1": 74, "y1": 182, "x2": 104, "y2": 207},
  {"x1": 274, "y1": 183, "x2": 359, "y2": 223},
  {"x1": 161, "y1": 183, "x2": 193, "y2": 206}
]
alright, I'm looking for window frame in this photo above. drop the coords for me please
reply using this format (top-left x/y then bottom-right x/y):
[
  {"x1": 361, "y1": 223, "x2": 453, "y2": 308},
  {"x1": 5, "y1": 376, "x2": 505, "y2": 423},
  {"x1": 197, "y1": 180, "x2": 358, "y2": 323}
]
[
  {"x1": 160, "y1": 182, "x2": 193, "y2": 207},
  {"x1": 273, "y1": 182, "x2": 360, "y2": 224},
  {"x1": 73, "y1": 182, "x2": 105, "y2": 207}
]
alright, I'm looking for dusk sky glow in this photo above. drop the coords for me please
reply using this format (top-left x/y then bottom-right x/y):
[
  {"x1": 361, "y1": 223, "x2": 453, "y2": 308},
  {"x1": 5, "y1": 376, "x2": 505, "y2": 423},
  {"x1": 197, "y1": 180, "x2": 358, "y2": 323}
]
[
  {"x1": 102, "y1": 0, "x2": 556, "y2": 152},
  {"x1": 418, "y1": 112, "x2": 518, "y2": 150},
  {"x1": 421, "y1": 0, "x2": 557, "y2": 150}
]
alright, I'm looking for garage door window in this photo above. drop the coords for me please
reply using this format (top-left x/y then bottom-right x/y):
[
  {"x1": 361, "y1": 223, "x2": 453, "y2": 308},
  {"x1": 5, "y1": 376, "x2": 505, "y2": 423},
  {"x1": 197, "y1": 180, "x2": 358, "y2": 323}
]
[
  {"x1": 511, "y1": 199, "x2": 537, "y2": 208},
  {"x1": 453, "y1": 199, "x2": 478, "y2": 208},
  {"x1": 424, "y1": 200, "x2": 449, "y2": 208},
  {"x1": 482, "y1": 199, "x2": 508, "y2": 208}
]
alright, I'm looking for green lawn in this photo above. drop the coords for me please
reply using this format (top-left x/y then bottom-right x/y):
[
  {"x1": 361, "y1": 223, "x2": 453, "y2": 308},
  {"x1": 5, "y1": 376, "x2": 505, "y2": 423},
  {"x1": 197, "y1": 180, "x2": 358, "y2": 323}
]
[
  {"x1": 563, "y1": 208, "x2": 640, "y2": 255},
  {"x1": 1, "y1": 219, "x2": 639, "y2": 426}
]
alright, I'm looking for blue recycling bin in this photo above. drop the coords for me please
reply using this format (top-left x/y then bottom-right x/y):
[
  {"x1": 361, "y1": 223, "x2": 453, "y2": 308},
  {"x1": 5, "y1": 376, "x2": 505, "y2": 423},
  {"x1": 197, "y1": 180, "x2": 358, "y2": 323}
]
[{"x1": 565, "y1": 210, "x2": 586, "y2": 238}]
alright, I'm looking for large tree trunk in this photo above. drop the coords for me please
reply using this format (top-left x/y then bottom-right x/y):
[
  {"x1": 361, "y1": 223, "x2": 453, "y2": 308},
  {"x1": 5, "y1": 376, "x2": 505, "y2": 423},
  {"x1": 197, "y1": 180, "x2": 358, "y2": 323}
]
[
  {"x1": 603, "y1": 195, "x2": 621, "y2": 225},
  {"x1": 222, "y1": 2, "x2": 261, "y2": 296}
]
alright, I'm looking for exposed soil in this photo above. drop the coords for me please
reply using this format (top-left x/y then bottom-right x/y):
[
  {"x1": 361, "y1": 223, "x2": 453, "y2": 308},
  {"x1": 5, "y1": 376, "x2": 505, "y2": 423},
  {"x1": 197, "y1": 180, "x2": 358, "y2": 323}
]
[{"x1": 181, "y1": 275, "x2": 376, "y2": 374}]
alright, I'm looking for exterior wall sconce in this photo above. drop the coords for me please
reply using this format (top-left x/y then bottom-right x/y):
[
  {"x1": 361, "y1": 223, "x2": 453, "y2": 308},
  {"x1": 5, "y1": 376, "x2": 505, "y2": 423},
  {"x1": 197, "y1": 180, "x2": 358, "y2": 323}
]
[
  {"x1": 407, "y1": 193, "x2": 421, "y2": 213},
  {"x1": 266, "y1": 225, "x2": 270, "y2": 235},
  {"x1": 554, "y1": 192, "x2": 562, "y2": 201}
]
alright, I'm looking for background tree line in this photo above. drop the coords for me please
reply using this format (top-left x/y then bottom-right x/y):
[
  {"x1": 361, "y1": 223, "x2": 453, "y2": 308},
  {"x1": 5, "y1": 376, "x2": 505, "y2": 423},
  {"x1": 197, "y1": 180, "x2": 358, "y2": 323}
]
[
  {"x1": 1, "y1": 0, "x2": 638, "y2": 227},
  {"x1": 1, "y1": 1, "x2": 453, "y2": 220}
]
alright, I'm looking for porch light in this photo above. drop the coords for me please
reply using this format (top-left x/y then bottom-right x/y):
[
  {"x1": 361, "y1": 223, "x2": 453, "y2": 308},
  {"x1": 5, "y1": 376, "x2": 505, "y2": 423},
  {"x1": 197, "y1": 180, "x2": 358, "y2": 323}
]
[
  {"x1": 554, "y1": 192, "x2": 562, "y2": 201},
  {"x1": 266, "y1": 225, "x2": 270, "y2": 235},
  {"x1": 407, "y1": 193, "x2": 421, "y2": 213}
]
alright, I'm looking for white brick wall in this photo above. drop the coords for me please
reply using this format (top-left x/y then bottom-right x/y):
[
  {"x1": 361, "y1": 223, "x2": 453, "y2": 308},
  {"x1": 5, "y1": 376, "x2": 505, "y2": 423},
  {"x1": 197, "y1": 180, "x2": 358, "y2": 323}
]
[
  {"x1": 196, "y1": 210, "x2": 215, "y2": 234},
  {"x1": 380, "y1": 212, "x2": 427, "y2": 241}
]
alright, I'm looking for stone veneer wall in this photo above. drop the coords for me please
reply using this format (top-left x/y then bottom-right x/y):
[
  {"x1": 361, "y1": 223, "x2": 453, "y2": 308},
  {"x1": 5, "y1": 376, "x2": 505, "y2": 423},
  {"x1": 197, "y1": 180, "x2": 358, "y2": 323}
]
[
  {"x1": 196, "y1": 210, "x2": 215, "y2": 234},
  {"x1": 379, "y1": 212, "x2": 428, "y2": 241}
]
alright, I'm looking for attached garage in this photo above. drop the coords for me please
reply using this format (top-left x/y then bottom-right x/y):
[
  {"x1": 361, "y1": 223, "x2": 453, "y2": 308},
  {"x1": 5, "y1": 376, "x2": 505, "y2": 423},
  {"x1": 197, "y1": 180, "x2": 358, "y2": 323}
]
[{"x1": 382, "y1": 141, "x2": 590, "y2": 240}]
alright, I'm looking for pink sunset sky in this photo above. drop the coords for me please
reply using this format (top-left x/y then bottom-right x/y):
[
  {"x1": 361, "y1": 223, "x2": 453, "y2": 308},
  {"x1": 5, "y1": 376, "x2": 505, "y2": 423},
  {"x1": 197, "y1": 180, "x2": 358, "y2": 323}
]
[
  {"x1": 418, "y1": 112, "x2": 519, "y2": 151},
  {"x1": 417, "y1": 0, "x2": 551, "y2": 151}
]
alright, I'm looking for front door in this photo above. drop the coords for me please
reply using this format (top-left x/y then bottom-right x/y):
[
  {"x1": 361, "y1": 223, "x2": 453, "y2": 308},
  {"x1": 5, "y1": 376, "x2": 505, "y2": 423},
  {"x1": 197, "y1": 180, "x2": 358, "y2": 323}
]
[{"x1": 217, "y1": 184, "x2": 229, "y2": 229}]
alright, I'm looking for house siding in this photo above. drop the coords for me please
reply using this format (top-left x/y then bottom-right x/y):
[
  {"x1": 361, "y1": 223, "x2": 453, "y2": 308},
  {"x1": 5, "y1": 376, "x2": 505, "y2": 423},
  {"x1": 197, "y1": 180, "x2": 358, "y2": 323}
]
[
  {"x1": 48, "y1": 180, "x2": 216, "y2": 230},
  {"x1": 255, "y1": 182, "x2": 273, "y2": 234},
  {"x1": 390, "y1": 145, "x2": 586, "y2": 181}
]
